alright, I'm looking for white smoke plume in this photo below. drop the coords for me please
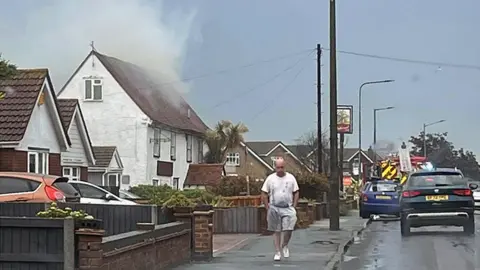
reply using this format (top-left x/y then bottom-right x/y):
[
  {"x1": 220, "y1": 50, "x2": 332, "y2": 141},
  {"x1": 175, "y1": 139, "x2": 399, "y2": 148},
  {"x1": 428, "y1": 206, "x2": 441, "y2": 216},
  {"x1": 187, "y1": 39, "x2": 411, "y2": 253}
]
[{"x1": 0, "y1": 0, "x2": 200, "y2": 107}]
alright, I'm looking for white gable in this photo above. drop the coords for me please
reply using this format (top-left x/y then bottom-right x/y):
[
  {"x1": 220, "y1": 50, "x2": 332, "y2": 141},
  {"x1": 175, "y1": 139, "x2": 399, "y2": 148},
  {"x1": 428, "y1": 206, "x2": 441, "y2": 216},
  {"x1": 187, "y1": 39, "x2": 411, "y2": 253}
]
[
  {"x1": 17, "y1": 81, "x2": 65, "y2": 153},
  {"x1": 61, "y1": 113, "x2": 89, "y2": 166}
]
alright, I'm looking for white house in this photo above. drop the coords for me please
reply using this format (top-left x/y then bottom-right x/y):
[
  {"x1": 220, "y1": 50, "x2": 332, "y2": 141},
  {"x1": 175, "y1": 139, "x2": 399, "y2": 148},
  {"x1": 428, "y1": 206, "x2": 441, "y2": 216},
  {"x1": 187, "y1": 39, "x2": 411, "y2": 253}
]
[{"x1": 57, "y1": 49, "x2": 209, "y2": 189}]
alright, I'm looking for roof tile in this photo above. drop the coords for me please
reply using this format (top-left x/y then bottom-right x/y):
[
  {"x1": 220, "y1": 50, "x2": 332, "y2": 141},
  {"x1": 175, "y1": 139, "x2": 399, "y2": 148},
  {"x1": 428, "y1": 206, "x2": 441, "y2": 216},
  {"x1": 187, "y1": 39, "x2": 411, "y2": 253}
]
[
  {"x1": 57, "y1": 99, "x2": 78, "y2": 130},
  {"x1": 0, "y1": 69, "x2": 48, "y2": 142},
  {"x1": 92, "y1": 146, "x2": 117, "y2": 167}
]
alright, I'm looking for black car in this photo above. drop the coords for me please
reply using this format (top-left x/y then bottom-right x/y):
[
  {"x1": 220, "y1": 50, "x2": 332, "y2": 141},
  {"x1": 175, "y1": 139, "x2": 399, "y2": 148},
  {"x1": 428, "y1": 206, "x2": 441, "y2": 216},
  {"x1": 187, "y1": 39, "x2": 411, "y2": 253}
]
[{"x1": 400, "y1": 169, "x2": 478, "y2": 236}]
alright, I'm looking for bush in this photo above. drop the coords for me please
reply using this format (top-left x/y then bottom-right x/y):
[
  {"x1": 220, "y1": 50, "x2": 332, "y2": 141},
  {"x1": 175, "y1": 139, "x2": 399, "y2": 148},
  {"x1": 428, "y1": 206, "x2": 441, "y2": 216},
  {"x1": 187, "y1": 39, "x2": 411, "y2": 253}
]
[
  {"x1": 36, "y1": 203, "x2": 94, "y2": 220},
  {"x1": 129, "y1": 184, "x2": 175, "y2": 205},
  {"x1": 207, "y1": 175, "x2": 264, "y2": 197},
  {"x1": 295, "y1": 171, "x2": 329, "y2": 200},
  {"x1": 163, "y1": 192, "x2": 195, "y2": 207}
]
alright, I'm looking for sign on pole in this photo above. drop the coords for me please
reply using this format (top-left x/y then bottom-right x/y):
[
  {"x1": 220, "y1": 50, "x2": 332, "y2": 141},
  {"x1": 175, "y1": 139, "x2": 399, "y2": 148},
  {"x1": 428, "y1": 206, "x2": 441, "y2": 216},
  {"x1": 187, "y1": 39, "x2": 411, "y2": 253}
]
[
  {"x1": 337, "y1": 105, "x2": 353, "y2": 134},
  {"x1": 398, "y1": 147, "x2": 412, "y2": 172}
]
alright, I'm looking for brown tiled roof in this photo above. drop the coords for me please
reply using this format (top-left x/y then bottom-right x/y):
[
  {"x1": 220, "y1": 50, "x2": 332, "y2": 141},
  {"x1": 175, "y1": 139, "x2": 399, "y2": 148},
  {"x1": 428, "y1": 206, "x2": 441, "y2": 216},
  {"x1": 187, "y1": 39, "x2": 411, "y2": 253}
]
[
  {"x1": 57, "y1": 99, "x2": 78, "y2": 130},
  {"x1": 92, "y1": 146, "x2": 117, "y2": 167},
  {"x1": 184, "y1": 164, "x2": 224, "y2": 186},
  {"x1": 245, "y1": 141, "x2": 281, "y2": 155},
  {"x1": 0, "y1": 69, "x2": 48, "y2": 142},
  {"x1": 60, "y1": 50, "x2": 209, "y2": 134}
]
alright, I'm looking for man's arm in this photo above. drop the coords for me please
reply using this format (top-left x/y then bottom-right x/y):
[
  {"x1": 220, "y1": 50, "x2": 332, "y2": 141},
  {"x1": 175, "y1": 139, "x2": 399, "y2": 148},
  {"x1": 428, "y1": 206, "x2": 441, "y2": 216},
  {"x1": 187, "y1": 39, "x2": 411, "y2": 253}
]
[
  {"x1": 261, "y1": 177, "x2": 270, "y2": 209},
  {"x1": 292, "y1": 175, "x2": 300, "y2": 208}
]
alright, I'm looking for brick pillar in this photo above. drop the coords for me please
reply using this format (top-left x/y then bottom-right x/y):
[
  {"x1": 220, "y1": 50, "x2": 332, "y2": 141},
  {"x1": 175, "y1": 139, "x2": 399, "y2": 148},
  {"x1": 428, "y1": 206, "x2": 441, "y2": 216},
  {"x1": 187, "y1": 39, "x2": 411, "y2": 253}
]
[
  {"x1": 192, "y1": 205, "x2": 214, "y2": 261},
  {"x1": 76, "y1": 228, "x2": 105, "y2": 270},
  {"x1": 307, "y1": 203, "x2": 314, "y2": 224},
  {"x1": 295, "y1": 202, "x2": 309, "y2": 229}
]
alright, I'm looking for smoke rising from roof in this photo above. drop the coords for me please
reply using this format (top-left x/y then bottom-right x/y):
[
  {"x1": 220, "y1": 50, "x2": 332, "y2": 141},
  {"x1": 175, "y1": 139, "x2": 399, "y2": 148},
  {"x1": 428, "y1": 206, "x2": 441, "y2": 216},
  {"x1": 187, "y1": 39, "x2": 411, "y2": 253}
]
[{"x1": 1, "y1": 0, "x2": 200, "y2": 108}]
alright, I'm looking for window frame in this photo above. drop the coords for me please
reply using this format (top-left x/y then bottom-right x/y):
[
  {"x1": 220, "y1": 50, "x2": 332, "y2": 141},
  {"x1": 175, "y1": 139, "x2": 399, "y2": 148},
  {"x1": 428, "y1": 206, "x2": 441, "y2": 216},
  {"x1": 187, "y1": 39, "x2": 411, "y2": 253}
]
[
  {"x1": 153, "y1": 128, "x2": 161, "y2": 158},
  {"x1": 105, "y1": 173, "x2": 119, "y2": 187},
  {"x1": 84, "y1": 79, "x2": 103, "y2": 101},
  {"x1": 170, "y1": 131, "x2": 176, "y2": 161},
  {"x1": 197, "y1": 138, "x2": 204, "y2": 163},
  {"x1": 152, "y1": 179, "x2": 159, "y2": 186},
  {"x1": 186, "y1": 134, "x2": 193, "y2": 163},
  {"x1": 63, "y1": 167, "x2": 81, "y2": 181},
  {"x1": 28, "y1": 151, "x2": 49, "y2": 174},
  {"x1": 73, "y1": 182, "x2": 108, "y2": 199},
  {"x1": 226, "y1": 153, "x2": 240, "y2": 166}
]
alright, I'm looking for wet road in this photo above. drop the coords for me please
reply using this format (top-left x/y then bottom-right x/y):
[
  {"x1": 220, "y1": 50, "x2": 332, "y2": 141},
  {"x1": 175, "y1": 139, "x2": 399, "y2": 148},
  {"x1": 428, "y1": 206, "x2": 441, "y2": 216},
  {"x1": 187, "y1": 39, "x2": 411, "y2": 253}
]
[{"x1": 338, "y1": 214, "x2": 480, "y2": 270}]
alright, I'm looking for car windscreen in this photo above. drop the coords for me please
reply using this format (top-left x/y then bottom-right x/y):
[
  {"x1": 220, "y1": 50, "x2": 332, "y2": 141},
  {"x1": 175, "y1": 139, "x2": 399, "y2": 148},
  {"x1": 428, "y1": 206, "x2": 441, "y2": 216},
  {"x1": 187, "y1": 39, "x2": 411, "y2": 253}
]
[
  {"x1": 407, "y1": 172, "x2": 464, "y2": 187},
  {"x1": 52, "y1": 178, "x2": 80, "y2": 196},
  {"x1": 369, "y1": 182, "x2": 398, "y2": 192},
  {"x1": 120, "y1": 191, "x2": 140, "y2": 199}
]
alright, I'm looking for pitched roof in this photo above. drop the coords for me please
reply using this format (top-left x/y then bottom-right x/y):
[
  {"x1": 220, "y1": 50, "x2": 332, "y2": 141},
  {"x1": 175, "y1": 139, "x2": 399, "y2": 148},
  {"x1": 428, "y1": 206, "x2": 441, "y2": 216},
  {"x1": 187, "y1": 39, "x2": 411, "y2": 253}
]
[
  {"x1": 92, "y1": 146, "x2": 117, "y2": 167},
  {"x1": 60, "y1": 50, "x2": 209, "y2": 134},
  {"x1": 245, "y1": 141, "x2": 281, "y2": 155},
  {"x1": 184, "y1": 164, "x2": 224, "y2": 186},
  {"x1": 0, "y1": 69, "x2": 70, "y2": 145},
  {"x1": 286, "y1": 144, "x2": 313, "y2": 159},
  {"x1": 57, "y1": 99, "x2": 78, "y2": 130}
]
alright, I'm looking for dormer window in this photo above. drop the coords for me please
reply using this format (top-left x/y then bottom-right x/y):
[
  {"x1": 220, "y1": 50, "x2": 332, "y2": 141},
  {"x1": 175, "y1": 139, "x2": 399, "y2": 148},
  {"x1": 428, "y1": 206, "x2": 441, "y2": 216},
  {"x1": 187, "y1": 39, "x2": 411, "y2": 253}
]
[{"x1": 85, "y1": 79, "x2": 103, "y2": 101}]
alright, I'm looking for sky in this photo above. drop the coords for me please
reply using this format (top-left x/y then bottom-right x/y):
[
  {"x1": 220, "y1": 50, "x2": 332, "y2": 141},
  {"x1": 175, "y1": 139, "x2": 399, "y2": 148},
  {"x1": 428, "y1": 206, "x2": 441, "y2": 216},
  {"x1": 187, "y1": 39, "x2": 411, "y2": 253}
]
[{"x1": 1, "y1": 0, "x2": 480, "y2": 154}]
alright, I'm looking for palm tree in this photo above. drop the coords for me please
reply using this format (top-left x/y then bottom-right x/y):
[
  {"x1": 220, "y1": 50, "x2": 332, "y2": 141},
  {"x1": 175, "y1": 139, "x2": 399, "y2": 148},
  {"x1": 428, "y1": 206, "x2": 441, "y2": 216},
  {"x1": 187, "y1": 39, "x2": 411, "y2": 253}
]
[
  {"x1": 204, "y1": 120, "x2": 249, "y2": 163},
  {"x1": 0, "y1": 54, "x2": 17, "y2": 80}
]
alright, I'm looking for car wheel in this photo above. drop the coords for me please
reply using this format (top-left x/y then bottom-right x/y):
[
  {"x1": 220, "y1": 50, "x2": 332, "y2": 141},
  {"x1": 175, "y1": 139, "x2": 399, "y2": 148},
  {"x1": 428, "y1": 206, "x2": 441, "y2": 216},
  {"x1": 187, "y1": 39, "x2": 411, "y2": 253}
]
[
  {"x1": 463, "y1": 216, "x2": 475, "y2": 235},
  {"x1": 400, "y1": 216, "x2": 410, "y2": 236},
  {"x1": 360, "y1": 209, "x2": 370, "y2": 219}
]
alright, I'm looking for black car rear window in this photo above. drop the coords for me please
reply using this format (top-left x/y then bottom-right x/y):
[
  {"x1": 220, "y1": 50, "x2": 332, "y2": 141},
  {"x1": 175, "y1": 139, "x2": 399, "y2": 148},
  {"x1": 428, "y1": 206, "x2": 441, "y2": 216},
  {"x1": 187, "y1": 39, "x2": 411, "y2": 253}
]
[
  {"x1": 407, "y1": 172, "x2": 464, "y2": 187},
  {"x1": 52, "y1": 178, "x2": 79, "y2": 196}
]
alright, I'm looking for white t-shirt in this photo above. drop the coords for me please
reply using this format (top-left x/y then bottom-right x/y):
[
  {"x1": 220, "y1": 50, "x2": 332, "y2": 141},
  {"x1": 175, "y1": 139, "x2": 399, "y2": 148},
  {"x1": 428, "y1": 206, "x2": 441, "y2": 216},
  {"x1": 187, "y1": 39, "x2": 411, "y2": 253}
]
[{"x1": 261, "y1": 172, "x2": 299, "y2": 207}]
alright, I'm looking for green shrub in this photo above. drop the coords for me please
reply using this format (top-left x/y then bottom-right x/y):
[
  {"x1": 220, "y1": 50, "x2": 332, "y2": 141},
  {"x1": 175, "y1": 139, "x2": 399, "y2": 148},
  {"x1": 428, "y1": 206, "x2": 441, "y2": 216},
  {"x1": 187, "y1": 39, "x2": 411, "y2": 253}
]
[
  {"x1": 129, "y1": 184, "x2": 175, "y2": 205},
  {"x1": 207, "y1": 175, "x2": 264, "y2": 196},
  {"x1": 36, "y1": 203, "x2": 94, "y2": 220},
  {"x1": 163, "y1": 192, "x2": 195, "y2": 207}
]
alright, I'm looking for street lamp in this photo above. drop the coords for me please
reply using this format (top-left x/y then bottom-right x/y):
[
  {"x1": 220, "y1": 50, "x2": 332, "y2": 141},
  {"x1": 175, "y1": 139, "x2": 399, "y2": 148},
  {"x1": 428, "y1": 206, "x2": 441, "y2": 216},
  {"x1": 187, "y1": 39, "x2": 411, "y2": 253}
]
[
  {"x1": 423, "y1": 119, "x2": 446, "y2": 158},
  {"x1": 358, "y1": 80, "x2": 394, "y2": 182},
  {"x1": 373, "y1": 106, "x2": 395, "y2": 164}
]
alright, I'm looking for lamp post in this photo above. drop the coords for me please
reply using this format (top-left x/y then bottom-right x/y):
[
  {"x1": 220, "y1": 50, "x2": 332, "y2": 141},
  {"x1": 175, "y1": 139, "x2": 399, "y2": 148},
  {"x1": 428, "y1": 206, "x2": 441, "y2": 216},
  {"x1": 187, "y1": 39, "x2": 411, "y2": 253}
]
[
  {"x1": 358, "y1": 80, "x2": 394, "y2": 182},
  {"x1": 423, "y1": 119, "x2": 446, "y2": 158},
  {"x1": 373, "y1": 106, "x2": 395, "y2": 164}
]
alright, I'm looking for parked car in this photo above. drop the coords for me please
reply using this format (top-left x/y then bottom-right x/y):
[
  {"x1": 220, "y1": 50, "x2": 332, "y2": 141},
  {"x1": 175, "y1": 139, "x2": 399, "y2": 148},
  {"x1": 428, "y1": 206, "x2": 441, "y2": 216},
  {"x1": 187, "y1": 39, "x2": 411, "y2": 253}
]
[
  {"x1": 119, "y1": 190, "x2": 141, "y2": 200},
  {"x1": 359, "y1": 179, "x2": 401, "y2": 219},
  {"x1": 465, "y1": 177, "x2": 480, "y2": 208},
  {"x1": 68, "y1": 181, "x2": 136, "y2": 205},
  {"x1": 0, "y1": 172, "x2": 80, "y2": 203}
]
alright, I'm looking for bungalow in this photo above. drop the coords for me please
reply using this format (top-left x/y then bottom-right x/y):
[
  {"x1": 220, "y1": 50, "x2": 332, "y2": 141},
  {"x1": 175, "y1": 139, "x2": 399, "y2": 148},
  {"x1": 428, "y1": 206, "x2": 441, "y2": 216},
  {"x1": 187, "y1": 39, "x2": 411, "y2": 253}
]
[{"x1": 0, "y1": 69, "x2": 70, "y2": 174}]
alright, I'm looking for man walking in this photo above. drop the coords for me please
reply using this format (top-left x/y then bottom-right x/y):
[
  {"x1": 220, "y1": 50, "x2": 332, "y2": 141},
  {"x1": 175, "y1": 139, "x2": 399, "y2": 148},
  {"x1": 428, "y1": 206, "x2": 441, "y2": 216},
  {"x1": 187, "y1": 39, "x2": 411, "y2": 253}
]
[{"x1": 261, "y1": 157, "x2": 300, "y2": 261}]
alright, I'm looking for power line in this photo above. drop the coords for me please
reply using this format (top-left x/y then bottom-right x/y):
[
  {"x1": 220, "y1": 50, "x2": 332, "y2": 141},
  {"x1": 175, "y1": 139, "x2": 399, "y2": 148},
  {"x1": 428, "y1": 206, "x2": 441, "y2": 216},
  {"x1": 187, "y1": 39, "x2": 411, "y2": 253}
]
[
  {"x1": 323, "y1": 47, "x2": 480, "y2": 70},
  {"x1": 249, "y1": 60, "x2": 309, "y2": 122},
  {"x1": 160, "y1": 48, "x2": 314, "y2": 87},
  {"x1": 210, "y1": 50, "x2": 314, "y2": 110}
]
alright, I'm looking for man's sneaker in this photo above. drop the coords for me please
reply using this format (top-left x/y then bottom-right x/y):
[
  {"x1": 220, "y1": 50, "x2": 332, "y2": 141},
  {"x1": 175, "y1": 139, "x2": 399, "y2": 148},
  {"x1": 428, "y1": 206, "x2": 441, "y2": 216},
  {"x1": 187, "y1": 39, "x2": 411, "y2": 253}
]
[
  {"x1": 274, "y1": 252, "x2": 281, "y2": 261},
  {"x1": 282, "y1": 246, "x2": 290, "y2": 258}
]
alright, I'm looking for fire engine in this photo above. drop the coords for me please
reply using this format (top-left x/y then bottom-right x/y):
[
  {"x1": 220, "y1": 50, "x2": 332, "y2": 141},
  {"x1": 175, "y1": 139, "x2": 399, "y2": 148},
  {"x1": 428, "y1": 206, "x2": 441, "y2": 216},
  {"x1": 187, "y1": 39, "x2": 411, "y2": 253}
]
[{"x1": 379, "y1": 155, "x2": 427, "y2": 184}]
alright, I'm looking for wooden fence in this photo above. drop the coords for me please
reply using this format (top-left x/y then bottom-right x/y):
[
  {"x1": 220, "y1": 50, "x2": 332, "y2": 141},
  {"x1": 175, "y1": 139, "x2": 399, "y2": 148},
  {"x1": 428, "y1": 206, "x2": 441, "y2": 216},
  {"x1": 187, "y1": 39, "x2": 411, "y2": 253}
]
[
  {"x1": 0, "y1": 202, "x2": 173, "y2": 236},
  {"x1": 223, "y1": 196, "x2": 262, "y2": 207},
  {"x1": 0, "y1": 217, "x2": 75, "y2": 270},
  {"x1": 213, "y1": 207, "x2": 259, "y2": 233}
]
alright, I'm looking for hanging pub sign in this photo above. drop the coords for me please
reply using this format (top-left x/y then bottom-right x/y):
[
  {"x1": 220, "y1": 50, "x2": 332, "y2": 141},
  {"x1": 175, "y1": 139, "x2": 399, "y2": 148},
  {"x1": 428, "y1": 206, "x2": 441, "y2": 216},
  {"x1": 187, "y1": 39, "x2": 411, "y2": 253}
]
[{"x1": 337, "y1": 105, "x2": 353, "y2": 134}]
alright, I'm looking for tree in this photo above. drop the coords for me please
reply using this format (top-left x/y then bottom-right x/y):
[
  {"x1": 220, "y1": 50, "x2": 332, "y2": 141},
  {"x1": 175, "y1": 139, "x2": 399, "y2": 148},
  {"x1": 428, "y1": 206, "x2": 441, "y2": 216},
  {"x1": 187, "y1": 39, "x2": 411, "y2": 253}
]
[
  {"x1": 204, "y1": 120, "x2": 249, "y2": 163},
  {"x1": 0, "y1": 54, "x2": 17, "y2": 80},
  {"x1": 409, "y1": 132, "x2": 480, "y2": 178}
]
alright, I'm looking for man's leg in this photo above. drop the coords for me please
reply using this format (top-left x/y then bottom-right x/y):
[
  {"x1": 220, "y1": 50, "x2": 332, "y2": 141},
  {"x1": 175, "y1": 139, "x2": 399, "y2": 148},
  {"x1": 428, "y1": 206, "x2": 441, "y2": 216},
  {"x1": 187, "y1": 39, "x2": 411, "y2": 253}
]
[
  {"x1": 280, "y1": 207, "x2": 297, "y2": 258},
  {"x1": 267, "y1": 206, "x2": 282, "y2": 260}
]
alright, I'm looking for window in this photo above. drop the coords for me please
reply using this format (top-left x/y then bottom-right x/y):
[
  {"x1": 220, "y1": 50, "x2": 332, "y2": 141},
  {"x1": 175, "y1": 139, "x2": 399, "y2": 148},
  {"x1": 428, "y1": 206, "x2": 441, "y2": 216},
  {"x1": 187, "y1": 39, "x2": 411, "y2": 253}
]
[
  {"x1": 152, "y1": 179, "x2": 159, "y2": 186},
  {"x1": 28, "y1": 152, "x2": 49, "y2": 174},
  {"x1": 63, "y1": 167, "x2": 80, "y2": 181},
  {"x1": 226, "y1": 153, "x2": 240, "y2": 166},
  {"x1": 71, "y1": 183, "x2": 106, "y2": 199},
  {"x1": 407, "y1": 172, "x2": 464, "y2": 187},
  {"x1": 0, "y1": 177, "x2": 39, "y2": 195},
  {"x1": 84, "y1": 79, "x2": 102, "y2": 101},
  {"x1": 197, "y1": 138, "x2": 204, "y2": 163},
  {"x1": 173, "y1": 177, "x2": 179, "y2": 190},
  {"x1": 106, "y1": 174, "x2": 119, "y2": 187},
  {"x1": 170, "y1": 132, "x2": 176, "y2": 161},
  {"x1": 370, "y1": 183, "x2": 399, "y2": 192},
  {"x1": 186, "y1": 134, "x2": 193, "y2": 163},
  {"x1": 153, "y1": 128, "x2": 161, "y2": 158}
]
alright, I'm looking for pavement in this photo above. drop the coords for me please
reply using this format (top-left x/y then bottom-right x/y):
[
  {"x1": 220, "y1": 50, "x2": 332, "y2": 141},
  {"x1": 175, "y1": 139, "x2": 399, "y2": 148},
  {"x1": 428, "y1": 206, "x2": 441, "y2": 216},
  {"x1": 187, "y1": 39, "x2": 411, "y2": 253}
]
[
  {"x1": 174, "y1": 210, "x2": 369, "y2": 270},
  {"x1": 337, "y1": 212, "x2": 480, "y2": 270}
]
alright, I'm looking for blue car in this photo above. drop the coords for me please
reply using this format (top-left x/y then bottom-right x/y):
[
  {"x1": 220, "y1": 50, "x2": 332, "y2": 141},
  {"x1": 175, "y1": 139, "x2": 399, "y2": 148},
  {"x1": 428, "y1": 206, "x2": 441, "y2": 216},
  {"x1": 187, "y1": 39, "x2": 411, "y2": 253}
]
[{"x1": 359, "y1": 180, "x2": 401, "y2": 219}]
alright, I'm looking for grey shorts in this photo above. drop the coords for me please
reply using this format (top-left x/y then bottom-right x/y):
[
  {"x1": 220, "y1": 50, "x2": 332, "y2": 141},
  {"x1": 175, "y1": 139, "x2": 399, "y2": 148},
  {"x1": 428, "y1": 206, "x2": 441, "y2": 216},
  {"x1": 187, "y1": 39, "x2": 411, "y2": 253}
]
[{"x1": 267, "y1": 205, "x2": 297, "y2": 232}]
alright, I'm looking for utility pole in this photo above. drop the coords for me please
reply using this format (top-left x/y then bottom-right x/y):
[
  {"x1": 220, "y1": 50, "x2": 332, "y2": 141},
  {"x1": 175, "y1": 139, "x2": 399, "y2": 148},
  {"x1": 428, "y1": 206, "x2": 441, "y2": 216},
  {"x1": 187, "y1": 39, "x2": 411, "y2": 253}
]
[
  {"x1": 317, "y1": 44, "x2": 323, "y2": 173},
  {"x1": 339, "y1": 134, "x2": 345, "y2": 191},
  {"x1": 329, "y1": 0, "x2": 340, "y2": 231}
]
